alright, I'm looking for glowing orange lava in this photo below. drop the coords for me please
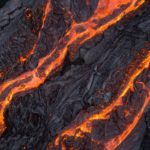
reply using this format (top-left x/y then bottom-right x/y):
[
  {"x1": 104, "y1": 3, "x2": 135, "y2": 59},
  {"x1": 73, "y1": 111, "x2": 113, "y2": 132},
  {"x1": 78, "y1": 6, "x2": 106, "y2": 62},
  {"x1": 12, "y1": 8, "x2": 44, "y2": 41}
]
[
  {"x1": 0, "y1": 0, "x2": 146, "y2": 136},
  {"x1": 52, "y1": 49, "x2": 150, "y2": 147},
  {"x1": 19, "y1": 0, "x2": 52, "y2": 63},
  {"x1": 105, "y1": 86, "x2": 150, "y2": 150}
]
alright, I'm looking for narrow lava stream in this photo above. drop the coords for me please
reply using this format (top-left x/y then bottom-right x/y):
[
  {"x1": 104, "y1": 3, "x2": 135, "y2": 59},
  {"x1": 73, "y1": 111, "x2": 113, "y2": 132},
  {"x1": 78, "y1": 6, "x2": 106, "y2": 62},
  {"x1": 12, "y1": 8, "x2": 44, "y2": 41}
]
[{"x1": 0, "y1": 2, "x2": 147, "y2": 149}]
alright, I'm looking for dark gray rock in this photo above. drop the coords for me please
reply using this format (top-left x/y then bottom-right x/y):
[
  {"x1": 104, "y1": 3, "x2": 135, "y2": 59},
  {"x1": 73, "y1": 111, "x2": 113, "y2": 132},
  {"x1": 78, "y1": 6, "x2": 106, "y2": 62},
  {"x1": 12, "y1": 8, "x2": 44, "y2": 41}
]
[
  {"x1": 138, "y1": 19, "x2": 150, "y2": 32},
  {"x1": 0, "y1": 1, "x2": 149, "y2": 150}
]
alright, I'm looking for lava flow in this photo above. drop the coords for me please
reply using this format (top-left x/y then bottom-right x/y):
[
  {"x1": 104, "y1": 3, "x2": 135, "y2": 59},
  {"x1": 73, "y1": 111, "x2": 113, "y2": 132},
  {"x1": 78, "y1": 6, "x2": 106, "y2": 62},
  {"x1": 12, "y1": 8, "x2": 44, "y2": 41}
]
[
  {"x1": 105, "y1": 87, "x2": 150, "y2": 150},
  {"x1": 19, "y1": 0, "x2": 52, "y2": 63},
  {"x1": 0, "y1": 0, "x2": 146, "y2": 136},
  {"x1": 50, "y1": 49, "x2": 150, "y2": 148}
]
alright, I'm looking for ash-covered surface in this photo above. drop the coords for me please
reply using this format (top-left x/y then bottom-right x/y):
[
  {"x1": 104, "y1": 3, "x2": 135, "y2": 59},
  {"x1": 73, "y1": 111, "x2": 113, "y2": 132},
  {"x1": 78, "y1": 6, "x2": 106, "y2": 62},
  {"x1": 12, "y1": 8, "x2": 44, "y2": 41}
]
[{"x1": 0, "y1": 0, "x2": 149, "y2": 150}]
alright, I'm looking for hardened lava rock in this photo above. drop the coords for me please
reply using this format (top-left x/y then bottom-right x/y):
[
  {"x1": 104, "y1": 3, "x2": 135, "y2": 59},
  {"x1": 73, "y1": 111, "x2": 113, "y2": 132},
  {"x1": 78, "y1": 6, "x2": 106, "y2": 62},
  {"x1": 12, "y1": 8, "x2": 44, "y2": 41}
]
[{"x1": 0, "y1": 0, "x2": 149, "y2": 150}]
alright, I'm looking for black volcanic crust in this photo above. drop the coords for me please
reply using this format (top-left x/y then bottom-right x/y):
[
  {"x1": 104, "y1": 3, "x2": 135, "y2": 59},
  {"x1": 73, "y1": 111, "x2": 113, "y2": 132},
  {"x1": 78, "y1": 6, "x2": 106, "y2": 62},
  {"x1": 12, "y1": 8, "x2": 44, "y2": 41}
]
[
  {"x1": 0, "y1": 0, "x2": 149, "y2": 150},
  {"x1": 0, "y1": 0, "x2": 9, "y2": 8}
]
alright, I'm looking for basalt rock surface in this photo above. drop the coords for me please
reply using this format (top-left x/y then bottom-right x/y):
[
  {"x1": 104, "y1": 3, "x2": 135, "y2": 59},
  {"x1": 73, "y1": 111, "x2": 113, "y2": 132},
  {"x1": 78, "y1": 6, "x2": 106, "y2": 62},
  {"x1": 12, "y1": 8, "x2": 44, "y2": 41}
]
[{"x1": 0, "y1": 0, "x2": 149, "y2": 150}]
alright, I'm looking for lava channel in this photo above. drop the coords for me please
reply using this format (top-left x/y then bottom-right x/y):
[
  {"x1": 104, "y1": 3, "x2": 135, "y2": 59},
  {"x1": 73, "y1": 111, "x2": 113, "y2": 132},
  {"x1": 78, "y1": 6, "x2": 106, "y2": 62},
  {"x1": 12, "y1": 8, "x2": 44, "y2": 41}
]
[
  {"x1": 0, "y1": 0, "x2": 146, "y2": 135},
  {"x1": 19, "y1": 0, "x2": 52, "y2": 63},
  {"x1": 105, "y1": 85, "x2": 150, "y2": 149},
  {"x1": 49, "y1": 49, "x2": 150, "y2": 149}
]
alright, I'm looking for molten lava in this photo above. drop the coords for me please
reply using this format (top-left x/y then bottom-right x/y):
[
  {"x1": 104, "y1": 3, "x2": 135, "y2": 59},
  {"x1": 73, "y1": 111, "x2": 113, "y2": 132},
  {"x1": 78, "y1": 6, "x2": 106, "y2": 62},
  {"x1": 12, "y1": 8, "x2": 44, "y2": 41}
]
[
  {"x1": 19, "y1": 0, "x2": 52, "y2": 63},
  {"x1": 105, "y1": 87, "x2": 150, "y2": 150},
  {"x1": 51, "y1": 49, "x2": 150, "y2": 148},
  {"x1": 0, "y1": 0, "x2": 146, "y2": 143}
]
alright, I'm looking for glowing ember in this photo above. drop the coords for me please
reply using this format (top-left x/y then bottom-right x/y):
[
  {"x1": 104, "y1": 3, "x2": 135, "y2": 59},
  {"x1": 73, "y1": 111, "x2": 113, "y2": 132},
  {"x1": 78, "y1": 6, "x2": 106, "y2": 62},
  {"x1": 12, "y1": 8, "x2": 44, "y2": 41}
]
[{"x1": 0, "y1": 0, "x2": 146, "y2": 139}]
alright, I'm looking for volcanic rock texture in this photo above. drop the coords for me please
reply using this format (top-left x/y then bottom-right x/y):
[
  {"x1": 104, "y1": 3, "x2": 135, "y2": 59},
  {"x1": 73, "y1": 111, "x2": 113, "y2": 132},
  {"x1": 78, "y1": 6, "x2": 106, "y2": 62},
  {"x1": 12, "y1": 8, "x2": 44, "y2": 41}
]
[{"x1": 0, "y1": 0, "x2": 150, "y2": 150}]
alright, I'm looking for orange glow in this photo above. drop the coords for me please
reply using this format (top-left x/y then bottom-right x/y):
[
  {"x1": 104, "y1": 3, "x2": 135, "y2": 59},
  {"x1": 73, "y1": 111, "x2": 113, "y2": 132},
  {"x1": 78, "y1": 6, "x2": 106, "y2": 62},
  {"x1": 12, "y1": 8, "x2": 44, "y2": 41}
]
[
  {"x1": 53, "y1": 49, "x2": 150, "y2": 146},
  {"x1": 123, "y1": 109, "x2": 131, "y2": 117},
  {"x1": 19, "y1": 0, "x2": 52, "y2": 63},
  {"x1": 24, "y1": 8, "x2": 33, "y2": 21},
  {"x1": 0, "y1": 0, "x2": 145, "y2": 135},
  {"x1": 105, "y1": 88, "x2": 150, "y2": 150}
]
